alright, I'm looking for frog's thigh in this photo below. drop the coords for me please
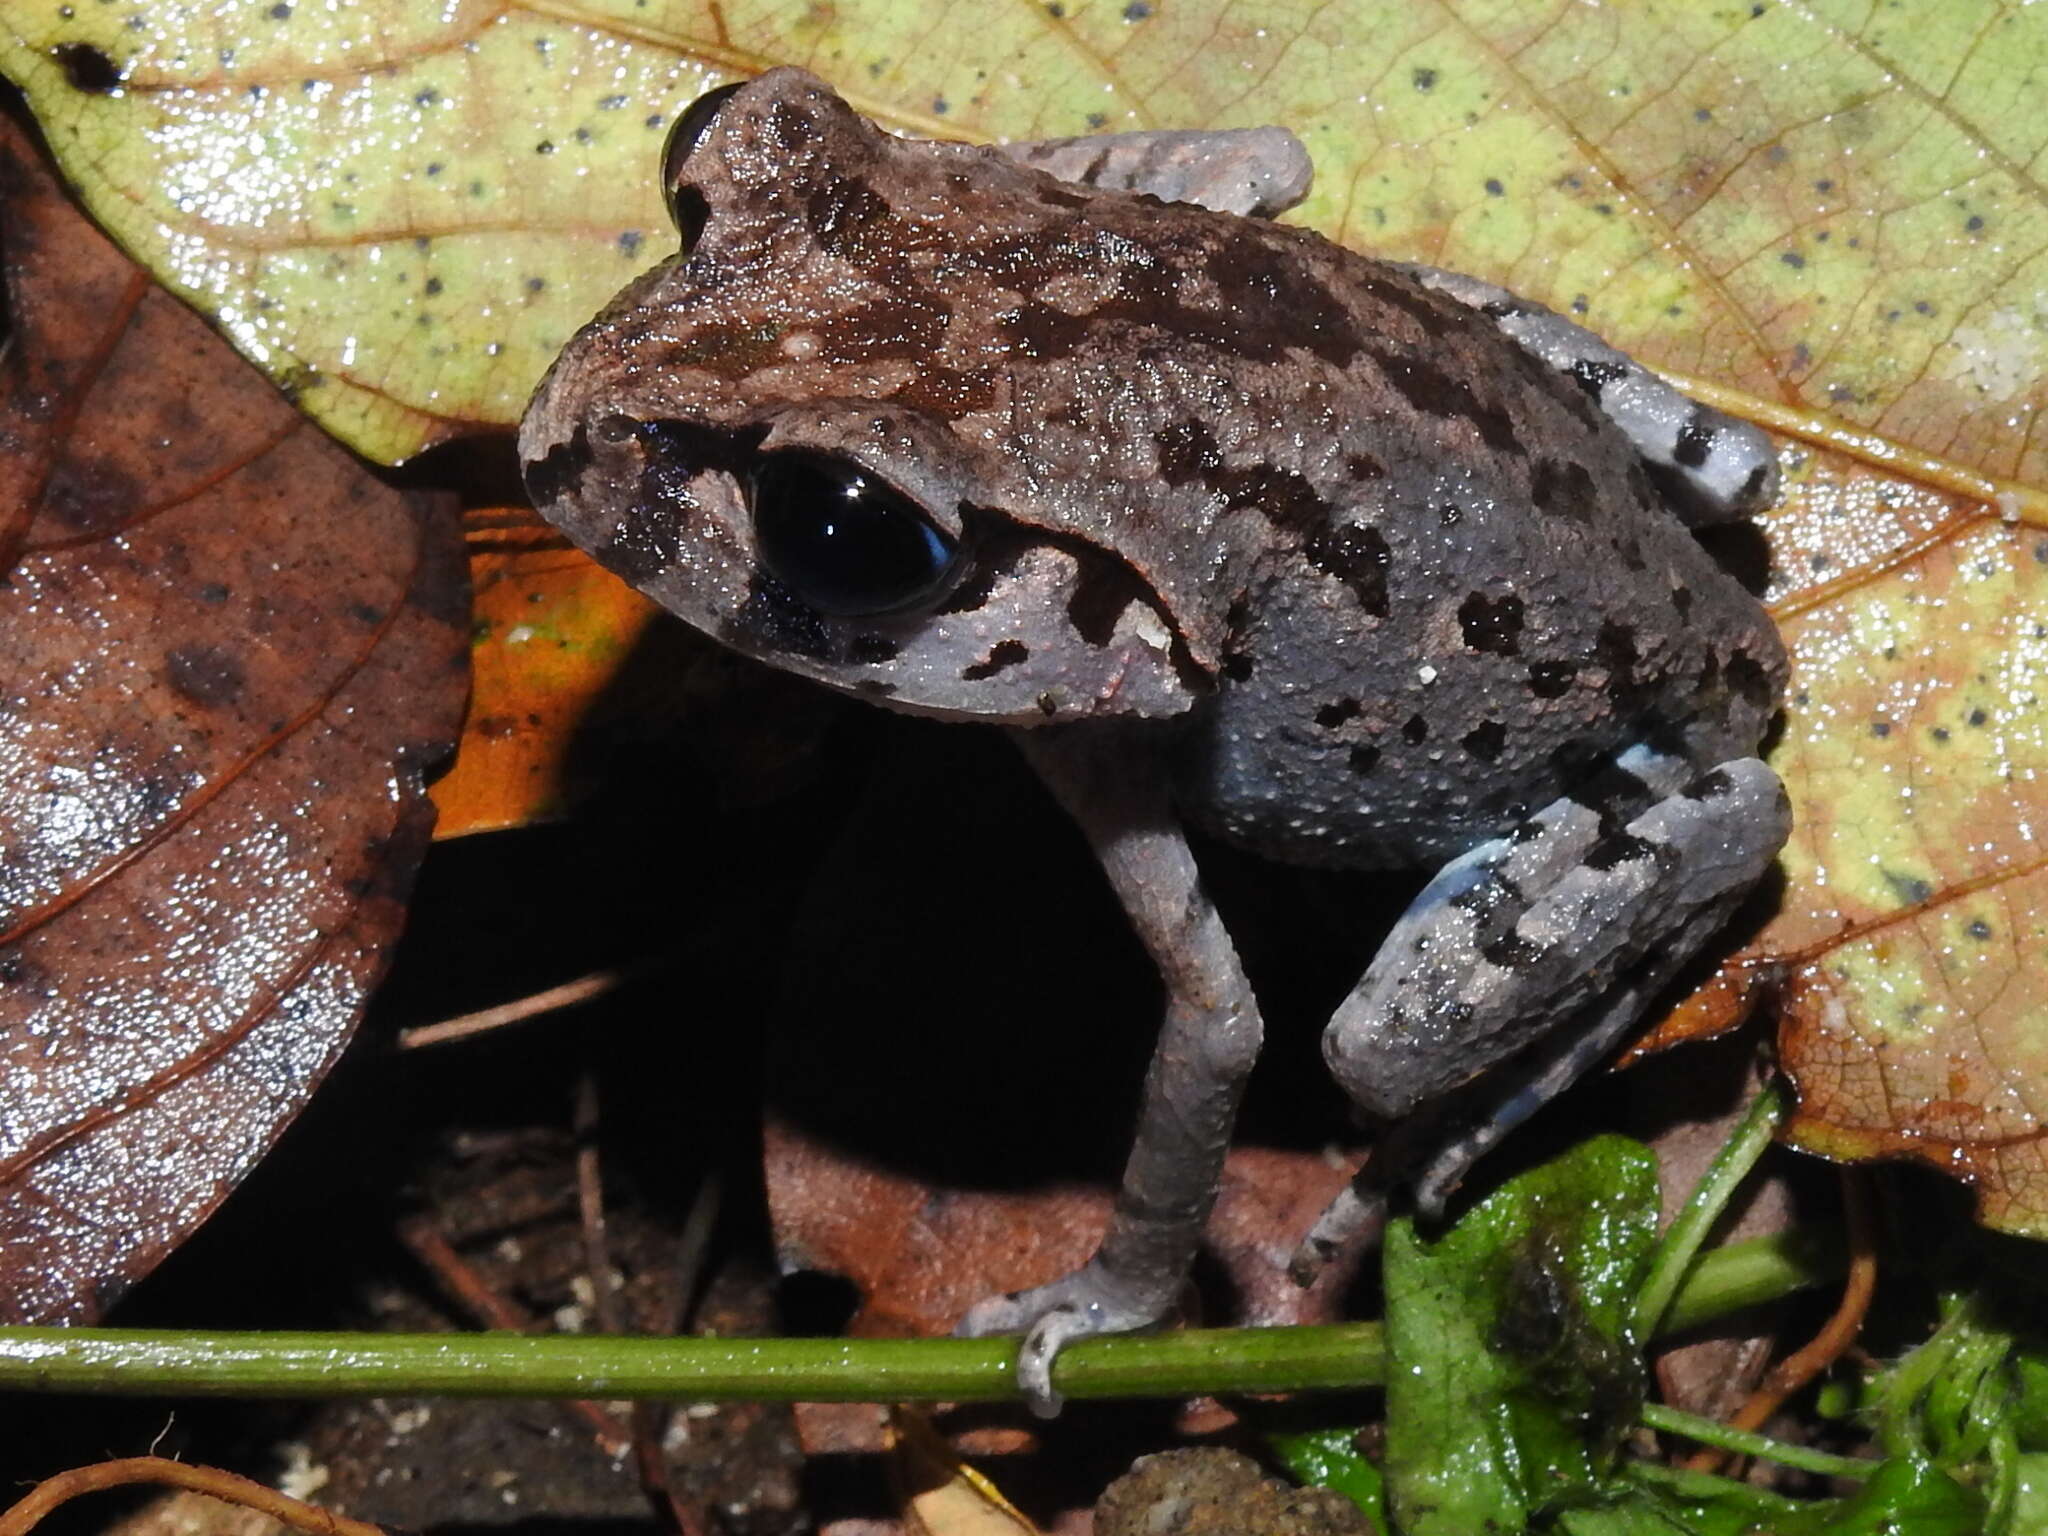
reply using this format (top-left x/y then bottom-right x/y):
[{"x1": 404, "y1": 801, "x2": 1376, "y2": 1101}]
[
  {"x1": 998, "y1": 128, "x2": 1311, "y2": 217},
  {"x1": 956, "y1": 726, "x2": 1266, "y2": 1414},
  {"x1": 1323, "y1": 750, "x2": 1789, "y2": 1198},
  {"x1": 1395, "y1": 263, "x2": 1779, "y2": 525}
]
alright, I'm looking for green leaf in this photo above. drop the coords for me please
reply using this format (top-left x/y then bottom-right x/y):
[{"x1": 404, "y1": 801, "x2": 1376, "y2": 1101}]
[
  {"x1": 2011, "y1": 1452, "x2": 2048, "y2": 1535},
  {"x1": 1269, "y1": 1425, "x2": 1389, "y2": 1527},
  {"x1": 1380, "y1": 1135, "x2": 1660, "y2": 1536},
  {"x1": 1597, "y1": 1456, "x2": 1982, "y2": 1536}
]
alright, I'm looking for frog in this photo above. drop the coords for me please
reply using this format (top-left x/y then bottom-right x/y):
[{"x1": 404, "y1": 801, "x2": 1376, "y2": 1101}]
[{"x1": 518, "y1": 67, "x2": 1791, "y2": 1414}]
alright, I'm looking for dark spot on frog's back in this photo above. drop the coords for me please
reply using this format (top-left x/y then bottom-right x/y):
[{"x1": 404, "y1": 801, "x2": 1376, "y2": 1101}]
[
  {"x1": 768, "y1": 100, "x2": 818, "y2": 153},
  {"x1": 898, "y1": 365, "x2": 997, "y2": 415},
  {"x1": 166, "y1": 646, "x2": 246, "y2": 708},
  {"x1": 1154, "y1": 420, "x2": 1223, "y2": 485},
  {"x1": 1304, "y1": 521, "x2": 1391, "y2": 617},
  {"x1": 1594, "y1": 620, "x2": 1643, "y2": 702},
  {"x1": 1461, "y1": 720, "x2": 1507, "y2": 761},
  {"x1": 1379, "y1": 353, "x2": 1520, "y2": 454},
  {"x1": 1005, "y1": 302, "x2": 1094, "y2": 360},
  {"x1": 813, "y1": 295, "x2": 951, "y2": 363},
  {"x1": 1458, "y1": 591, "x2": 1524, "y2": 655},
  {"x1": 1725, "y1": 648, "x2": 1778, "y2": 710},
  {"x1": 1205, "y1": 229, "x2": 1365, "y2": 367},
  {"x1": 1530, "y1": 457, "x2": 1599, "y2": 525},
  {"x1": 1356, "y1": 270, "x2": 1456, "y2": 338},
  {"x1": 1527, "y1": 659, "x2": 1576, "y2": 698}
]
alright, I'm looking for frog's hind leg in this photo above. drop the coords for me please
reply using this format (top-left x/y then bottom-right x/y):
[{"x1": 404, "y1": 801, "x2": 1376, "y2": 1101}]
[
  {"x1": 1396, "y1": 263, "x2": 1780, "y2": 526},
  {"x1": 998, "y1": 128, "x2": 1312, "y2": 218},
  {"x1": 1300, "y1": 743, "x2": 1788, "y2": 1275}
]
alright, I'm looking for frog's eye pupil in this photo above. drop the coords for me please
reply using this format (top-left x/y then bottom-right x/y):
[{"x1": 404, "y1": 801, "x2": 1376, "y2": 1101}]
[
  {"x1": 749, "y1": 450, "x2": 961, "y2": 617},
  {"x1": 663, "y1": 80, "x2": 746, "y2": 245}
]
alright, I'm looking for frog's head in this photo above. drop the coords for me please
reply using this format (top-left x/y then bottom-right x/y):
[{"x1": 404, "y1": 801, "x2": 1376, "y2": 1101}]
[{"x1": 519, "y1": 68, "x2": 1206, "y2": 726}]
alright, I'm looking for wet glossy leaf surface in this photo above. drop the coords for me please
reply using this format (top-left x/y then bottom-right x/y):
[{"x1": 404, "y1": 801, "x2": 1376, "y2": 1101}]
[
  {"x1": 1380, "y1": 1136, "x2": 1657, "y2": 1536},
  {"x1": 0, "y1": 118, "x2": 468, "y2": 1322}
]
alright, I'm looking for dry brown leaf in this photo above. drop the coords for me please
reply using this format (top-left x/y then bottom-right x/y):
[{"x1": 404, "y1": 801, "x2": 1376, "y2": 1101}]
[{"x1": 0, "y1": 120, "x2": 468, "y2": 1321}]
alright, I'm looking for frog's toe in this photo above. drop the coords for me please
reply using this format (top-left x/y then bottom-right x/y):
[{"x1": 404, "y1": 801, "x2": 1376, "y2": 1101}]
[
  {"x1": 955, "y1": 1263, "x2": 1177, "y2": 1416},
  {"x1": 1289, "y1": 1179, "x2": 1389, "y2": 1288}
]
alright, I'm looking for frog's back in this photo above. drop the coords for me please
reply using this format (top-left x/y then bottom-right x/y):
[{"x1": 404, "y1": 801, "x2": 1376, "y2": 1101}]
[
  {"x1": 1141, "y1": 245, "x2": 1785, "y2": 868},
  {"x1": 971, "y1": 215, "x2": 1786, "y2": 869}
]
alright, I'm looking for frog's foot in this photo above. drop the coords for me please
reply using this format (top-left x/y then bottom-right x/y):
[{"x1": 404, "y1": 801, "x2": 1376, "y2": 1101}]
[
  {"x1": 1393, "y1": 263, "x2": 1779, "y2": 526},
  {"x1": 1289, "y1": 1178, "x2": 1388, "y2": 1289},
  {"x1": 956, "y1": 1261, "x2": 1177, "y2": 1417},
  {"x1": 1320, "y1": 748, "x2": 1790, "y2": 1224}
]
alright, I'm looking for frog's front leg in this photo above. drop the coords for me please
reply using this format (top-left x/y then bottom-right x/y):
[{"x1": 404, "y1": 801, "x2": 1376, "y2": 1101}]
[
  {"x1": 955, "y1": 726, "x2": 1264, "y2": 1416},
  {"x1": 1395, "y1": 263, "x2": 1780, "y2": 525},
  {"x1": 1303, "y1": 744, "x2": 1790, "y2": 1270}
]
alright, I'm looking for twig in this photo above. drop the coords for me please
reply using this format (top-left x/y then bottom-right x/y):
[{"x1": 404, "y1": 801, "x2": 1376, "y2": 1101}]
[
  {"x1": 398, "y1": 969, "x2": 627, "y2": 1050},
  {"x1": 395, "y1": 1216, "x2": 630, "y2": 1459},
  {"x1": 572, "y1": 1076, "x2": 709, "y2": 1536},
  {"x1": 1684, "y1": 1169, "x2": 1878, "y2": 1474},
  {"x1": 0, "y1": 1456, "x2": 387, "y2": 1536}
]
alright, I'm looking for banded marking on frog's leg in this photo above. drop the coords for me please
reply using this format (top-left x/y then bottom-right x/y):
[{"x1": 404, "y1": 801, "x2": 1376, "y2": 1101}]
[
  {"x1": 998, "y1": 127, "x2": 1312, "y2": 217},
  {"x1": 1393, "y1": 263, "x2": 1780, "y2": 526},
  {"x1": 1351, "y1": 741, "x2": 1693, "y2": 1010},
  {"x1": 1405, "y1": 877, "x2": 1753, "y2": 1221},
  {"x1": 1303, "y1": 752, "x2": 1789, "y2": 1272},
  {"x1": 956, "y1": 725, "x2": 1265, "y2": 1416}
]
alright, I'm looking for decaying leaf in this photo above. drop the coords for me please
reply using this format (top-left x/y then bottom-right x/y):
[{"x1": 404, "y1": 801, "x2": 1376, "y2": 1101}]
[
  {"x1": 429, "y1": 513, "x2": 662, "y2": 837},
  {"x1": 0, "y1": 119, "x2": 468, "y2": 1322}
]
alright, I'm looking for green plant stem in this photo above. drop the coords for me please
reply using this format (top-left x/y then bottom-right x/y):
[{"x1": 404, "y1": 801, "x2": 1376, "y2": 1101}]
[
  {"x1": 0, "y1": 1228, "x2": 1838, "y2": 1405},
  {"x1": 0, "y1": 1323, "x2": 1385, "y2": 1404},
  {"x1": 1633, "y1": 1083, "x2": 1786, "y2": 1340},
  {"x1": 1641, "y1": 1402, "x2": 1875, "y2": 1480},
  {"x1": 1659, "y1": 1225, "x2": 1840, "y2": 1335}
]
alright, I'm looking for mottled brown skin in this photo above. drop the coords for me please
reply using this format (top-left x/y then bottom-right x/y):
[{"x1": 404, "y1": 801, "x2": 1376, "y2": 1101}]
[
  {"x1": 520, "y1": 69, "x2": 1790, "y2": 1409},
  {"x1": 522, "y1": 71, "x2": 1782, "y2": 871}
]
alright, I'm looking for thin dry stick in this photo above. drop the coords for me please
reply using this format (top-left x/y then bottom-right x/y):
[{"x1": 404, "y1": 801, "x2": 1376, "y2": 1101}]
[
  {"x1": 0, "y1": 1456, "x2": 388, "y2": 1536},
  {"x1": 395, "y1": 1215, "x2": 631, "y2": 1459},
  {"x1": 399, "y1": 969, "x2": 628, "y2": 1050},
  {"x1": 573, "y1": 1076, "x2": 709, "y2": 1536},
  {"x1": 1683, "y1": 1169, "x2": 1878, "y2": 1475}
]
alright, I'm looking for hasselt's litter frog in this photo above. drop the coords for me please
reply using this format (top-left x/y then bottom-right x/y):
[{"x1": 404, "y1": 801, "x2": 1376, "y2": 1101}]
[{"x1": 520, "y1": 69, "x2": 1791, "y2": 1411}]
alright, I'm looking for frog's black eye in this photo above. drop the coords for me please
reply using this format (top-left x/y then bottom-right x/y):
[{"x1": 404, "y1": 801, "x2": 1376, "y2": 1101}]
[
  {"x1": 748, "y1": 450, "x2": 962, "y2": 617},
  {"x1": 662, "y1": 80, "x2": 745, "y2": 245}
]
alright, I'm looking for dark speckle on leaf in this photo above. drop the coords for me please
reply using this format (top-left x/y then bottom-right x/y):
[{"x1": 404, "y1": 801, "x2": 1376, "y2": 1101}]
[
  {"x1": 1413, "y1": 66, "x2": 1438, "y2": 90},
  {"x1": 53, "y1": 43, "x2": 121, "y2": 93}
]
